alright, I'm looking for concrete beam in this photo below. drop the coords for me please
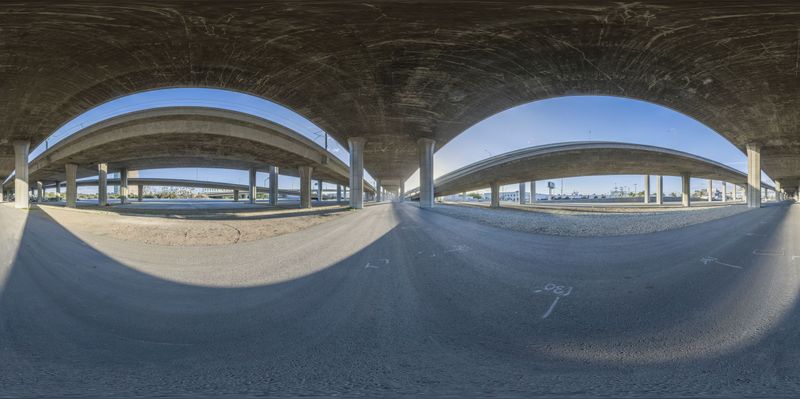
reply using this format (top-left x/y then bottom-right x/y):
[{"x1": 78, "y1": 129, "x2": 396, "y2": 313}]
[
  {"x1": 490, "y1": 182, "x2": 500, "y2": 208},
  {"x1": 14, "y1": 140, "x2": 30, "y2": 209},
  {"x1": 269, "y1": 165, "x2": 279, "y2": 206},
  {"x1": 348, "y1": 137, "x2": 365, "y2": 209},
  {"x1": 299, "y1": 166, "x2": 313, "y2": 208},
  {"x1": 681, "y1": 172, "x2": 691, "y2": 207},
  {"x1": 747, "y1": 143, "x2": 761, "y2": 208},
  {"x1": 97, "y1": 163, "x2": 108, "y2": 206},
  {"x1": 418, "y1": 138, "x2": 435, "y2": 208},
  {"x1": 65, "y1": 163, "x2": 77, "y2": 208}
]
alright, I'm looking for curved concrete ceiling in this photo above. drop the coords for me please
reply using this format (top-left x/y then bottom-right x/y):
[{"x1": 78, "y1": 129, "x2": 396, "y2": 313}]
[
  {"x1": 0, "y1": 3, "x2": 798, "y2": 191},
  {"x1": 18, "y1": 107, "x2": 355, "y2": 188},
  {"x1": 431, "y1": 142, "x2": 772, "y2": 197}
]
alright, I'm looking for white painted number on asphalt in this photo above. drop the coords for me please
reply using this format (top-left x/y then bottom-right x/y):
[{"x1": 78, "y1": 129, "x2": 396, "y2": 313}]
[
  {"x1": 700, "y1": 256, "x2": 742, "y2": 269},
  {"x1": 536, "y1": 283, "x2": 573, "y2": 319},
  {"x1": 365, "y1": 259, "x2": 390, "y2": 269}
]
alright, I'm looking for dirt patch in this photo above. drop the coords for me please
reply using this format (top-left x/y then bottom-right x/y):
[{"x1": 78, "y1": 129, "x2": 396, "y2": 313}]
[{"x1": 38, "y1": 205, "x2": 351, "y2": 246}]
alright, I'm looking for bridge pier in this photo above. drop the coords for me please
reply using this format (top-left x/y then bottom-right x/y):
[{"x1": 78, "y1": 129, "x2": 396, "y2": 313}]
[
  {"x1": 681, "y1": 172, "x2": 691, "y2": 207},
  {"x1": 518, "y1": 182, "x2": 526, "y2": 204},
  {"x1": 269, "y1": 166, "x2": 279, "y2": 206},
  {"x1": 530, "y1": 180, "x2": 536, "y2": 203},
  {"x1": 655, "y1": 175, "x2": 663, "y2": 205},
  {"x1": 722, "y1": 182, "x2": 727, "y2": 202},
  {"x1": 36, "y1": 181, "x2": 43, "y2": 202},
  {"x1": 98, "y1": 163, "x2": 108, "y2": 206},
  {"x1": 14, "y1": 140, "x2": 29, "y2": 209},
  {"x1": 336, "y1": 184, "x2": 342, "y2": 202},
  {"x1": 490, "y1": 182, "x2": 500, "y2": 208},
  {"x1": 318, "y1": 179, "x2": 323, "y2": 202},
  {"x1": 707, "y1": 179, "x2": 713, "y2": 202},
  {"x1": 418, "y1": 138, "x2": 435, "y2": 208},
  {"x1": 248, "y1": 167, "x2": 257, "y2": 204},
  {"x1": 348, "y1": 137, "x2": 365, "y2": 209},
  {"x1": 747, "y1": 143, "x2": 761, "y2": 208},
  {"x1": 643, "y1": 175, "x2": 650, "y2": 204},
  {"x1": 299, "y1": 166, "x2": 313, "y2": 208},
  {"x1": 233, "y1": 189, "x2": 239, "y2": 202},
  {"x1": 65, "y1": 163, "x2": 77, "y2": 208},
  {"x1": 138, "y1": 185, "x2": 143, "y2": 202},
  {"x1": 119, "y1": 168, "x2": 129, "y2": 204}
]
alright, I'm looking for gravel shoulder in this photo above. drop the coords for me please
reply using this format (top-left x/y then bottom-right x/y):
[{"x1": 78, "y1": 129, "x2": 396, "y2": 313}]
[
  {"x1": 430, "y1": 202, "x2": 752, "y2": 237},
  {"x1": 36, "y1": 204, "x2": 352, "y2": 246}
]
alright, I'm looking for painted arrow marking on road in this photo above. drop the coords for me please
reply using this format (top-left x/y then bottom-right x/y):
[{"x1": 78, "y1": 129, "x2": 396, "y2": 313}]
[
  {"x1": 700, "y1": 256, "x2": 742, "y2": 269},
  {"x1": 365, "y1": 259, "x2": 390, "y2": 269}
]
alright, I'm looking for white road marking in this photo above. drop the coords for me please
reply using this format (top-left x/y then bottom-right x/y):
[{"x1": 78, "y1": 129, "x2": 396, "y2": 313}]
[
  {"x1": 537, "y1": 282, "x2": 573, "y2": 319},
  {"x1": 746, "y1": 233, "x2": 766, "y2": 237},
  {"x1": 752, "y1": 249, "x2": 785, "y2": 256},
  {"x1": 541, "y1": 296, "x2": 561, "y2": 319},
  {"x1": 792, "y1": 256, "x2": 800, "y2": 261},
  {"x1": 700, "y1": 256, "x2": 742, "y2": 269},
  {"x1": 443, "y1": 244, "x2": 470, "y2": 254},
  {"x1": 364, "y1": 259, "x2": 390, "y2": 269}
]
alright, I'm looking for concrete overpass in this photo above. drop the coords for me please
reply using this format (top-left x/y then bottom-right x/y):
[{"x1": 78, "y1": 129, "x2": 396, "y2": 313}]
[
  {"x1": 0, "y1": 2, "x2": 798, "y2": 209},
  {"x1": 2, "y1": 107, "x2": 376, "y2": 208},
  {"x1": 408, "y1": 142, "x2": 777, "y2": 207},
  {"x1": 35, "y1": 177, "x2": 357, "y2": 203}
]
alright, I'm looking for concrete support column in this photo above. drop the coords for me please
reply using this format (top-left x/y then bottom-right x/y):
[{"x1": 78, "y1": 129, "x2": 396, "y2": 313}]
[
  {"x1": 97, "y1": 163, "x2": 108, "y2": 206},
  {"x1": 137, "y1": 185, "x2": 143, "y2": 202},
  {"x1": 55, "y1": 182, "x2": 61, "y2": 200},
  {"x1": 299, "y1": 166, "x2": 313, "y2": 208},
  {"x1": 317, "y1": 179, "x2": 324, "y2": 202},
  {"x1": 722, "y1": 182, "x2": 727, "y2": 202},
  {"x1": 417, "y1": 138, "x2": 436, "y2": 208},
  {"x1": 248, "y1": 167, "x2": 257, "y2": 204},
  {"x1": 399, "y1": 183, "x2": 404, "y2": 202},
  {"x1": 490, "y1": 182, "x2": 500, "y2": 208},
  {"x1": 643, "y1": 175, "x2": 651, "y2": 204},
  {"x1": 518, "y1": 182, "x2": 526, "y2": 204},
  {"x1": 13, "y1": 140, "x2": 30, "y2": 209},
  {"x1": 655, "y1": 175, "x2": 663, "y2": 205},
  {"x1": 775, "y1": 182, "x2": 782, "y2": 202},
  {"x1": 375, "y1": 180, "x2": 382, "y2": 202},
  {"x1": 746, "y1": 143, "x2": 761, "y2": 208},
  {"x1": 268, "y1": 166, "x2": 279, "y2": 206},
  {"x1": 0, "y1": 189, "x2": 3, "y2": 202},
  {"x1": 36, "y1": 181, "x2": 43, "y2": 202},
  {"x1": 65, "y1": 163, "x2": 78, "y2": 208},
  {"x1": 681, "y1": 172, "x2": 691, "y2": 207},
  {"x1": 348, "y1": 137, "x2": 366, "y2": 209},
  {"x1": 530, "y1": 180, "x2": 536, "y2": 203},
  {"x1": 233, "y1": 189, "x2": 239, "y2": 202},
  {"x1": 119, "y1": 168, "x2": 129, "y2": 204},
  {"x1": 707, "y1": 179, "x2": 713, "y2": 202},
  {"x1": 336, "y1": 185, "x2": 342, "y2": 202}
]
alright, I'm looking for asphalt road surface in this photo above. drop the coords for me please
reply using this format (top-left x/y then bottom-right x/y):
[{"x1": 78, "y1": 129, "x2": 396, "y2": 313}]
[{"x1": 0, "y1": 201, "x2": 798, "y2": 397}]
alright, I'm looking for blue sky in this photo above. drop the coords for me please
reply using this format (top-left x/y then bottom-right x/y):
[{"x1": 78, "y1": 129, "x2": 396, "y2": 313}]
[{"x1": 30, "y1": 88, "x2": 768, "y2": 196}]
